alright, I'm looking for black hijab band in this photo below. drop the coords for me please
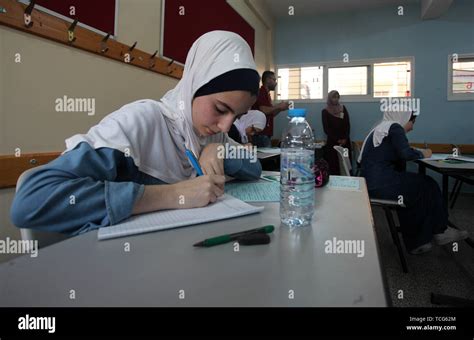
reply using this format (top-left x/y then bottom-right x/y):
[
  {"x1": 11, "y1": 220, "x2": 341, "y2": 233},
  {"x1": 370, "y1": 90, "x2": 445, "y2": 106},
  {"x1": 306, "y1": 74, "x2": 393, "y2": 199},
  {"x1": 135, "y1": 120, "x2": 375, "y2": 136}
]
[{"x1": 194, "y1": 68, "x2": 260, "y2": 98}]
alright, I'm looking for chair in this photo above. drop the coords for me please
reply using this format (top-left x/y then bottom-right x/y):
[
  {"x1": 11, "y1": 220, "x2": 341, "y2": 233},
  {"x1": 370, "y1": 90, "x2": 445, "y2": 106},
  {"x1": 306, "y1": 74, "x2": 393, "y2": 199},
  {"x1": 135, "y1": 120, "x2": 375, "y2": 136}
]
[
  {"x1": 333, "y1": 146, "x2": 352, "y2": 176},
  {"x1": 16, "y1": 165, "x2": 70, "y2": 248},
  {"x1": 334, "y1": 146, "x2": 409, "y2": 273},
  {"x1": 351, "y1": 141, "x2": 362, "y2": 176}
]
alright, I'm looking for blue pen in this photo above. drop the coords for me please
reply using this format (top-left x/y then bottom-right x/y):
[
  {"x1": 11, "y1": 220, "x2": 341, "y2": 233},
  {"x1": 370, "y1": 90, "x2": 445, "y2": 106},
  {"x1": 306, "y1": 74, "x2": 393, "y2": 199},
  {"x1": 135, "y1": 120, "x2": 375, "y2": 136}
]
[{"x1": 185, "y1": 147, "x2": 203, "y2": 176}]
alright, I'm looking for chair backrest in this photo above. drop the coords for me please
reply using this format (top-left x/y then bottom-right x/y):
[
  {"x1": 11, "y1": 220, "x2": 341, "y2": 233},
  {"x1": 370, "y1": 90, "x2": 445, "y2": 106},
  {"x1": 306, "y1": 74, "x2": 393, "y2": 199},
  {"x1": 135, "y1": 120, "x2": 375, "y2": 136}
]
[
  {"x1": 333, "y1": 145, "x2": 352, "y2": 176},
  {"x1": 16, "y1": 165, "x2": 70, "y2": 248},
  {"x1": 351, "y1": 141, "x2": 362, "y2": 176},
  {"x1": 352, "y1": 141, "x2": 361, "y2": 164}
]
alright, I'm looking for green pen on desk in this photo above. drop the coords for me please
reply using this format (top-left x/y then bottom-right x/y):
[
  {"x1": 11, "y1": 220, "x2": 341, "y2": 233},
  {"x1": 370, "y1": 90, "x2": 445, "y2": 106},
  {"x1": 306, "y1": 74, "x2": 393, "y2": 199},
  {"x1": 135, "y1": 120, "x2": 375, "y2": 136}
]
[{"x1": 193, "y1": 225, "x2": 275, "y2": 247}]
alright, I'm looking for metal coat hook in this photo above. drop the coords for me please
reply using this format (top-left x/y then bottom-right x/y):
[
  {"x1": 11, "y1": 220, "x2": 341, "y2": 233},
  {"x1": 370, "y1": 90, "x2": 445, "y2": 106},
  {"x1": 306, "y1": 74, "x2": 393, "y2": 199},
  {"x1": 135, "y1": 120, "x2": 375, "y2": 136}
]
[
  {"x1": 126, "y1": 41, "x2": 137, "y2": 62},
  {"x1": 24, "y1": 0, "x2": 36, "y2": 28},
  {"x1": 149, "y1": 50, "x2": 157, "y2": 69},
  {"x1": 167, "y1": 59, "x2": 175, "y2": 74},
  {"x1": 100, "y1": 33, "x2": 110, "y2": 53},
  {"x1": 68, "y1": 18, "x2": 78, "y2": 43}
]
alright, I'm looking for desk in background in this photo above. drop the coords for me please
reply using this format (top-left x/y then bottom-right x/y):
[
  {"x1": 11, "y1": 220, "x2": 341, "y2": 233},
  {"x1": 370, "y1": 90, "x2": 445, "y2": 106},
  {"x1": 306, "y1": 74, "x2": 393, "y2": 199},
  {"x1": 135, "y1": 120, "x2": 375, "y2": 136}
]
[{"x1": 415, "y1": 155, "x2": 474, "y2": 247}]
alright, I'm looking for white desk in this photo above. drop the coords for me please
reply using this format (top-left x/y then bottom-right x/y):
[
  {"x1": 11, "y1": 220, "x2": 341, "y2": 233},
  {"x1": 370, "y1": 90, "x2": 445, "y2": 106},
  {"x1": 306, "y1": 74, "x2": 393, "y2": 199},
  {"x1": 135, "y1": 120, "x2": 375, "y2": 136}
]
[{"x1": 0, "y1": 177, "x2": 387, "y2": 307}]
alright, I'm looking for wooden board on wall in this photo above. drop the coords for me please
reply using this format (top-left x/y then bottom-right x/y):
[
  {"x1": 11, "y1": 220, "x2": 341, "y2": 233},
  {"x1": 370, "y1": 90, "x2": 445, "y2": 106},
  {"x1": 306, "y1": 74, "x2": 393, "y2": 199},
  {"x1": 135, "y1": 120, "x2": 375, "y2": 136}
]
[{"x1": 162, "y1": 0, "x2": 255, "y2": 64}]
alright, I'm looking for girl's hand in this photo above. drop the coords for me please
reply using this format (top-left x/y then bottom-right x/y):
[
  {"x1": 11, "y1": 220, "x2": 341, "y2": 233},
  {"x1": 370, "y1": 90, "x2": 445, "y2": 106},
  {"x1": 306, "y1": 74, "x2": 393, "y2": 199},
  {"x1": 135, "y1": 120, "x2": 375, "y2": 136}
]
[
  {"x1": 199, "y1": 143, "x2": 225, "y2": 176},
  {"x1": 170, "y1": 175, "x2": 225, "y2": 208},
  {"x1": 421, "y1": 148, "x2": 432, "y2": 158}
]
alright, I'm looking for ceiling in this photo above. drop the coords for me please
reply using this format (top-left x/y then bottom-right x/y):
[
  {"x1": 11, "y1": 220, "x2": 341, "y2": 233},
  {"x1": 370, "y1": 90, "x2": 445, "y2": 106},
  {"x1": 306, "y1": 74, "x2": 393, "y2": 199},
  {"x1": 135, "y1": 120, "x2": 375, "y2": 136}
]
[{"x1": 261, "y1": 0, "x2": 419, "y2": 18}]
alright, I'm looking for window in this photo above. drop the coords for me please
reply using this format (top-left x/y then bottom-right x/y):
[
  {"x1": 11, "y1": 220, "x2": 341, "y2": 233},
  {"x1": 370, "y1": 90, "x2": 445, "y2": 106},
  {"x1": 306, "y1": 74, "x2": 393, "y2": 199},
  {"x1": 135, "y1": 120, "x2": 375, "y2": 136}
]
[
  {"x1": 373, "y1": 61, "x2": 411, "y2": 97},
  {"x1": 276, "y1": 57, "x2": 414, "y2": 102},
  {"x1": 448, "y1": 55, "x2": 474, "y2": 100},
  {"x1": 453, "y1": 59, "x2": 474, "y2": 94},
  {"x1": 328, "y1": 66, "x2": 368, "y2": 95},
  {"x1": 277, "y1": 66, "x2": 323, "y2": 100}
]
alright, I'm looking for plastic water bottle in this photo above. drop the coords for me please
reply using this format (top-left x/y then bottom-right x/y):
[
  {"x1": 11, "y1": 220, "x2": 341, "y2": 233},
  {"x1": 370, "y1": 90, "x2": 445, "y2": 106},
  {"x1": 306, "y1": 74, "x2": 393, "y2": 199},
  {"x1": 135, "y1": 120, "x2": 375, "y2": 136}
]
[{"x1": 280, "y1": 108, "x2": 315, "y2": 228}]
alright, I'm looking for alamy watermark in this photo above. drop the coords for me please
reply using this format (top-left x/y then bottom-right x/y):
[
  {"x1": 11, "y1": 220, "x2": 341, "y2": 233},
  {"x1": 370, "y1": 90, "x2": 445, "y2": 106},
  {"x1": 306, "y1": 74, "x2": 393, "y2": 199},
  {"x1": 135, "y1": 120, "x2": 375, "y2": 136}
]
[
  {"x1": 324, "y1": 237, "x2": 365, "y2": 258},
  {"x1": 217, "y1": 143, "x2": 257, "y2": 163},
  {"x1": 0, "y1": 237, "x2": 38, "y2": 258},
  {"x1": 18, "y1": 314, "x2": 55, "y2": 333},
  {"x1": 380, "y1": 97, "x2": 420, "y2": 114},
  {"x1": 55, "y1": 95, "x2": 95, "y2": 116}
]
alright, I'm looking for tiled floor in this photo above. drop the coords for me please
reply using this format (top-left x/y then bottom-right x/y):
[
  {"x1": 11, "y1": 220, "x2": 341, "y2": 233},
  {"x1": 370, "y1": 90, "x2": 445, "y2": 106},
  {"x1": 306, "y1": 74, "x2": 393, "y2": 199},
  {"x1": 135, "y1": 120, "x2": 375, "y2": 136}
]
[{"x1": 373, "y1": 194, "x2": 474, "y2": 307}]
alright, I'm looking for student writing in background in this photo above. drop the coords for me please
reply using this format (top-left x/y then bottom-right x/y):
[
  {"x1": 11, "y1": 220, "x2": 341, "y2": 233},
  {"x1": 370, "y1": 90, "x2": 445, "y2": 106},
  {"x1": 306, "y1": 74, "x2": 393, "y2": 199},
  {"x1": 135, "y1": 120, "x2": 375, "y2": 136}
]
[
  {"x1": 228, "y1": 110, "x2": 266, "y2": 146},
  {"x1": 322, "y1": 90, "x2": 352, "y2": 175},
  {"x1": 359, "y1": 110, "x2": 468, "y2": 254},
  {"x1": 251, "y1": 71, "x2": 289, "y2": 147},
  {"x1": 11, "y1": 31, "x2": 262, "y2": 236}
]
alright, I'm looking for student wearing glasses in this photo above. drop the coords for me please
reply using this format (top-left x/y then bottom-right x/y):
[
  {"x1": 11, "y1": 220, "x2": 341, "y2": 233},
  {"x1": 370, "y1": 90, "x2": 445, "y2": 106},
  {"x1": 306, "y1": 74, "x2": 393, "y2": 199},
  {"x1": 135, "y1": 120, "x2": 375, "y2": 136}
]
[{"x1": 228, "y1": 110, "x2": 266, "y2": 145}]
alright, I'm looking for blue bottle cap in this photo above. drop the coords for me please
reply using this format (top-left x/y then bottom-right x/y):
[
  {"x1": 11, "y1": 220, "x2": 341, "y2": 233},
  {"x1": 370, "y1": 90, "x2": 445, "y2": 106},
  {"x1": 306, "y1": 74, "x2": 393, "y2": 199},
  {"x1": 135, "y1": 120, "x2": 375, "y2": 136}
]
[{"x1": 288, "y1": 108, "x2": 307, "y2": 117}]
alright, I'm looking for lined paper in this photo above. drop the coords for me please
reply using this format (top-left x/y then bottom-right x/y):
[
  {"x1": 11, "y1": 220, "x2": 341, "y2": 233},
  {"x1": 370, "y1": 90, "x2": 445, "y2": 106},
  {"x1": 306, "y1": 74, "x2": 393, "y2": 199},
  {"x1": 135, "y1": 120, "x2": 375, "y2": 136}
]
[{"x1": 98, "y1": 194, "x2": 264, "y2": 240}]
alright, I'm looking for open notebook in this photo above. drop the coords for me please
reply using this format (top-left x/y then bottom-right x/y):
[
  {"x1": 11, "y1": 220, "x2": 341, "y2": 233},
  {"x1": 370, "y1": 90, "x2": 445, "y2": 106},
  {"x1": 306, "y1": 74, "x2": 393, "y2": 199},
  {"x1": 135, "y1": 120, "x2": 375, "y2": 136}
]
[{"x1": 97, "y1": 194, "x2": 264, "y2": 240}]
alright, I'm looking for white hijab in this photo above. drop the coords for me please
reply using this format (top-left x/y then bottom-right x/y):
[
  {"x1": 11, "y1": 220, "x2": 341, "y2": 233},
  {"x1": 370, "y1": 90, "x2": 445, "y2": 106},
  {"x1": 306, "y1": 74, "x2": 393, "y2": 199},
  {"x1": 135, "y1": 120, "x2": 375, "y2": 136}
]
[
  {"x1": 63, "y1": 31, "x2": 257, "y2": 183},
  {"x1": 358, "y1": 110, "x2": 413, "y2": 163},
  {"x1": 233, "y1": 110, "x2": 266, "y2": 143}
]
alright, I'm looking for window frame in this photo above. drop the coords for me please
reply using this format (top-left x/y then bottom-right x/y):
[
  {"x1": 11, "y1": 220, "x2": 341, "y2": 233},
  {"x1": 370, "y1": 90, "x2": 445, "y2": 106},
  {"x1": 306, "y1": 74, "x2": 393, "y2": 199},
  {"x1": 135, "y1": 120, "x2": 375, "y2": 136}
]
[
  {"x1": 447, "y1": 53, "x2": 474, "y2": 101},
  {"x1": 275, "y1": 56, "x2": 415, "y2": 103}
]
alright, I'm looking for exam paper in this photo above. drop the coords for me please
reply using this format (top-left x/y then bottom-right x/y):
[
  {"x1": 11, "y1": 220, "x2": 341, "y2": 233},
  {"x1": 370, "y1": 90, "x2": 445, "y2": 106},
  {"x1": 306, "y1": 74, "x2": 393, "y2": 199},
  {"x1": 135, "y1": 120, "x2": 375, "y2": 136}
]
[
  {"x1": 224, "y1": 180, "x2": 280, "y2": 202},
  {"x1": 328, "y1": 176, "x2": 361, "y2": 191},
  {"x1": 98, "y1": 194, "x2": 264, "y2": 240}
]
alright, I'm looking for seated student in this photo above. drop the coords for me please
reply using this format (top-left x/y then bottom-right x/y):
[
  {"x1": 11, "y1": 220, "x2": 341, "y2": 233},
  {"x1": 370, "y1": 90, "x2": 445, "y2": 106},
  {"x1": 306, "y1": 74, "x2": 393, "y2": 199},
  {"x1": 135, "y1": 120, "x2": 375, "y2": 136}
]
[
  {"x1": 359, "y1": 110, "x2": 468, "y2": 254},
  {"x1": 10, "y1": 31, "x2": 262, "y2": 236},
  {"x1": 228, "y1": 110, "x2": 266, "y2": 145}
]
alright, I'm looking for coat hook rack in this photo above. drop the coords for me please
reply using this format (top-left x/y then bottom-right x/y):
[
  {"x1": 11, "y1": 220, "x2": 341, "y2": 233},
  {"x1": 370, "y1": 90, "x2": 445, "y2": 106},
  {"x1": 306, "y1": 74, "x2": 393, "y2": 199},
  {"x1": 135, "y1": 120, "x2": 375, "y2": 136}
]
[
  {"x1": 67, "y1": 18, "x2": 78, "y2": 43},
  {"x1": 23, "y1": 0, "x2": 35, "y2": 28},
  {"x1": 149, "y1": 50, "x2": 157, "y2": 69},
  {"x1": 100, "y1": 32, "x2": 110, "y2": 53},
  {"x1": 0, "y1": 0, "x2": 183, "y2": 80}
]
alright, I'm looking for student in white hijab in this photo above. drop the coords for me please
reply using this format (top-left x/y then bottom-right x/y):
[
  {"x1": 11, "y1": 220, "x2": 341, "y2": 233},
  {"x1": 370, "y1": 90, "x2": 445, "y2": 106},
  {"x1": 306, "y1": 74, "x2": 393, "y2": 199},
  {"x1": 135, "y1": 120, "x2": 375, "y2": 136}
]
[
  {"x1": 358, "y1": 110, "x2": 421, "y2": 164},
  {"x1": 359, "y1": 110, "x2": 468, "y2": 255},
  {"x1": 11, "y1": 31, "x2": 262, "y2": 235},
  {"x1": 229, "y1": 110, "x2": 267, "y2": 144}
]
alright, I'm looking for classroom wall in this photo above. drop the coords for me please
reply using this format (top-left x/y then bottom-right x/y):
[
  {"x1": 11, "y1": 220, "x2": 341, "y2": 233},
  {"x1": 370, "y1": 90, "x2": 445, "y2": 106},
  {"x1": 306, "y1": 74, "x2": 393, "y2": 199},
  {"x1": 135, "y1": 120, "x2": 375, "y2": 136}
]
[
  {"x1": 272, "y1": 0, "x2": 474, "y2": 145},
  {"x1": 228, "y1": 0, "x2": 275, "y2": 74},
  {"x1": 0, "y1": 0, "x2": 274, "y2": 263}
]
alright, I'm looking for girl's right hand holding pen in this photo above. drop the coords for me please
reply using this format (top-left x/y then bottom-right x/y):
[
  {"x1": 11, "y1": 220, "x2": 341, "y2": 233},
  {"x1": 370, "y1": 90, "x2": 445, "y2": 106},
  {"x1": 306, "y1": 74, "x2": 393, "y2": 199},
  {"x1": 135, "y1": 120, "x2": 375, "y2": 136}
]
[{"x1": 171, "y1": 175, "x2": 225, "y2": 208}]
